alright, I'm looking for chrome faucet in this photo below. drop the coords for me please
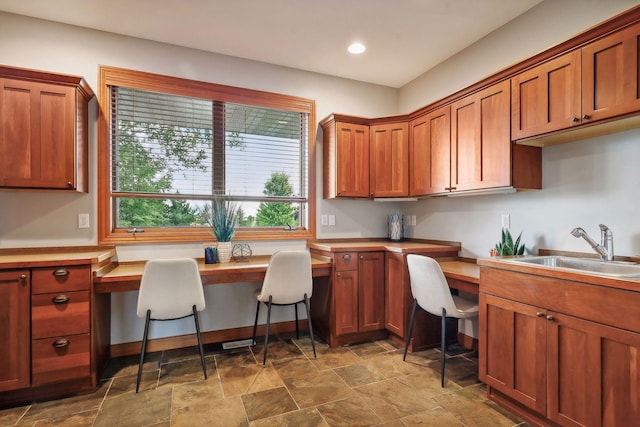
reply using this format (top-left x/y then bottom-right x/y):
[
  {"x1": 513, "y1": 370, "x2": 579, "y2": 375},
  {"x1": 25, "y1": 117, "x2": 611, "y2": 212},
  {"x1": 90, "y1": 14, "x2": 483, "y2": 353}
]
[{"x1": 571, "y1": 224, "x2": 613, "y2": 261}]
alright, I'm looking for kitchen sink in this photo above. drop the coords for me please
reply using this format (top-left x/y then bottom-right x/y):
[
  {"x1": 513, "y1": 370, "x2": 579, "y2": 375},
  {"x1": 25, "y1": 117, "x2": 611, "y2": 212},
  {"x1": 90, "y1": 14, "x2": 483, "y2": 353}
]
[{"x1": 502, "y1": 256, "x2": 640, "y2": 278}]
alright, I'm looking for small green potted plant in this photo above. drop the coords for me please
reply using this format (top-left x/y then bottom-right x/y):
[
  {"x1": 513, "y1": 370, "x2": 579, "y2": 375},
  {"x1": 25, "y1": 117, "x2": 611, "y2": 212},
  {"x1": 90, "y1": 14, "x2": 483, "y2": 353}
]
[
  {"x1": 203, "y1": 196, "x2": 239, "y2": 262},
  {"x1": 493, "y1": 229, "x2": 525, "y2": 256}
]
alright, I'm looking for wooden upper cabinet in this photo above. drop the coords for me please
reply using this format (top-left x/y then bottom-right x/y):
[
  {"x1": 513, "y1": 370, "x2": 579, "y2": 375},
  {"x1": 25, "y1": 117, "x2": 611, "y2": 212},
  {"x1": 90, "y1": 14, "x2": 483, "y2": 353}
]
[
  {"x1": 513, "y1": 20, "x2": 640, "y2": 141},
  {"x1": 370, "y1": 121, "x2": 409, "y2": 197},
  {"x1": 451, "y1": 80, "x2": 512, "y2": 192},
  {"x1": 0, "y1": 67, "x2": 93, "y2": 192},
  {"x1": 582, "y1": 21, "x2": 640, "y2": 122},
  {"x1": 409, "y1": 105, "x2": 451, "y2": 196},
  {"x1": 511, "y1": 50, "x2": 582, "y2": 140},
  {"x1": 321, "y1": 116, "x2": 370, "y2": 198}
]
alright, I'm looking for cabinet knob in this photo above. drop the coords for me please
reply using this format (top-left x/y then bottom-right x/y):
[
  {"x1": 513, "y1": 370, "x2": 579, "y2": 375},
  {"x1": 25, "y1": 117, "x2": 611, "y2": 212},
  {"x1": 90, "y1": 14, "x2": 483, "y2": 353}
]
[
  {"x1": 572, "y1": 117, "x2": 580, "y2": 123},
  {"x1": 52, "y1": 294, "x2": 70, "y2": 304},
  {"x1": 536, "y1": 312, "x2": 544, "y2": 317},
  {"x1": 343, "y1": 254, "x2": 351, "y2": 261},
  {"x1": 53, "y1": 268, "x2": 69, "y2": 277},
  {"x1": 53, "y1": 338, "x2": 70, "y2": 348},
  {"x1": 583, "y1": 114, "x2": 591, "y2": 120},
  {"x1": 546, "y1": 315, "x2": 555, "y2": 321},
  {"x1": 360, "y1": 255, "x2": 364, "y2": 260}
]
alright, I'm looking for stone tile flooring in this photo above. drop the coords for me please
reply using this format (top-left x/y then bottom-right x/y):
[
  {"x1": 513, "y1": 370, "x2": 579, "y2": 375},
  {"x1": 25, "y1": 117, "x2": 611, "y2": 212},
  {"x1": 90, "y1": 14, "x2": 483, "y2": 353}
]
[{"x1": 0, "y1": 335, "x2": 529, "y2": 426}]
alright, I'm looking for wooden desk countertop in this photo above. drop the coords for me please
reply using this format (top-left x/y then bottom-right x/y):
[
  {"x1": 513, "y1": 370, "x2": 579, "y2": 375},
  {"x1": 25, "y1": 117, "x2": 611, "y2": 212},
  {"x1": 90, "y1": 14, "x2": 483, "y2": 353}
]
[
  {"x1": 307, "y1": 238, "x2": 461, "y2": 254},
  {"x1": 93, "y1": 255, "x2": 333, "y2": 293},
  {"x1": 0, "y1": 246, "x2": 116, "y2": 269}
]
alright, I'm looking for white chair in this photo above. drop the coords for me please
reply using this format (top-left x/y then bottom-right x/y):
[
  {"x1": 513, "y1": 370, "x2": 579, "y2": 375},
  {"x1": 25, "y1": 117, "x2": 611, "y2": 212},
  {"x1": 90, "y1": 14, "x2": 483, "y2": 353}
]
[
  {"x1": 403, "y1": 254, "x2": 479, "y2": 387},
  {"x1": 135, "y1": 258, "x2": 207, "y2": 392},
  {"x1": 252, "y1": 250, "x2": 317, "y2": 366}
]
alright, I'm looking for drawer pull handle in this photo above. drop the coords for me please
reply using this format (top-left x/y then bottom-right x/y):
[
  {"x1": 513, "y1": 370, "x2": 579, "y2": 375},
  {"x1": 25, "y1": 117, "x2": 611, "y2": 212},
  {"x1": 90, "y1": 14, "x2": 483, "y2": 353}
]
[
  {"x1": 343, "y1": 254, "x2": 351, "y2": 261},
  {"x1": 53, "y1": 267, "x2": 69, "y2": 276},
  {"x1": 52, "y1": 294, "x2": 70, "y2": 304},
  {"x1": 546, "y1": 315, "x2": 555, "y2": 321},
  {"x1": 536, "y1": 312, "x2": 544, "y2": 317},
  {"x1": 53, "y1": 268, "x2": 69, "y2": 277},
  {"x1": 53, "y1": 338, "x2": 70, "y2": 348}
]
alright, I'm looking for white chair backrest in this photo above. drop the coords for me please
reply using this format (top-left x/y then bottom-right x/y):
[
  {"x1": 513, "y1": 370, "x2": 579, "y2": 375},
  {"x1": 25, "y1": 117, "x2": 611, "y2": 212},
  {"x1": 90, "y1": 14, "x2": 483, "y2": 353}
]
[
  {"x1": 137, "y1": 258, "x2": 205, "y2": 320},
  {"x1": 406, "y1": 254, "x2": 459, "y2": 317},
  {"x1": 258, "y1": 250, "x2": 313, "y2": 304}
]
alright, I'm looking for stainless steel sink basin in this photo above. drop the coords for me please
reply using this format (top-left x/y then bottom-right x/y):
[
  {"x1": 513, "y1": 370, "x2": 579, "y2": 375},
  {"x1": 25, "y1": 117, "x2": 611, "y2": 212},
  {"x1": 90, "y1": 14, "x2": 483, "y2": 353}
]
[{"x1": 502, "y1": 256, "x2": 640, "y2": 278}]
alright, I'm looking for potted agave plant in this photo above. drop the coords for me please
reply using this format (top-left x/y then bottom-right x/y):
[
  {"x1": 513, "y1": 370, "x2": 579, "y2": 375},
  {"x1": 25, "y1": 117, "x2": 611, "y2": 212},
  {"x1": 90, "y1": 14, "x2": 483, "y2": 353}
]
[
  {"x1": 204, "y1": 196, "x2": 239, "y2": 263},
  {"x1": 493, "y1": 229, "x2": 526, "y2": 256}
]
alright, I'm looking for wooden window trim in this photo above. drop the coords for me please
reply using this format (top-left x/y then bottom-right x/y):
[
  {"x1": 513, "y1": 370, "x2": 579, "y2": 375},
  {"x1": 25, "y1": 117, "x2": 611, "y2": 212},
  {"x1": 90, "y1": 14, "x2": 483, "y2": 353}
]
[{"x1": 97, "y1": 66, "x2": 316, "y2": 244}]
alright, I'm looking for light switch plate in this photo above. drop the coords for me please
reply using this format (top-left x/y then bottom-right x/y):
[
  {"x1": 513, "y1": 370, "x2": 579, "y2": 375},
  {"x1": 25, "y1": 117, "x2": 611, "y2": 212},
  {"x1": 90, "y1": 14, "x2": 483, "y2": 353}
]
[
  {"x1": 78, "y1": 213, "x2": 90, "y2": 229},
  {"x1": 321, "y1": 214, "x2": 328, "y2": 226},
  {"x1": 328, "y1": 215, "x2": 336, "y2": 226},
  {"x1": 501, "y1": 214, "x2": 510, "y2": 229}
]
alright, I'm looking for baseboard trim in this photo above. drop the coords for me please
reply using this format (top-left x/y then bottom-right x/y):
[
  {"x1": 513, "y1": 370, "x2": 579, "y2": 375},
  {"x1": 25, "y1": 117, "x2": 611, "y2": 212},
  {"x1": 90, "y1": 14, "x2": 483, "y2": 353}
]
[
  {"x1": 457, "y1": 332, "x2": 479, "y2": 351},
  {"x1": 110, "y1": 320, "x2": 306, "y2": 358}
]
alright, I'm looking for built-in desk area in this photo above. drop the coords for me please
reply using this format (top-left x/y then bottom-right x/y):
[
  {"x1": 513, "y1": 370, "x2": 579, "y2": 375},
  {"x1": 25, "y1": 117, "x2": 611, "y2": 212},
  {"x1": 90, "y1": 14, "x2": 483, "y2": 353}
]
[
  {"x1": 0, "y1": 243, "x2": 480, "y2": 406},
  {"x1": 93, "y1": 255, "x2": 333, "y2": 293}
]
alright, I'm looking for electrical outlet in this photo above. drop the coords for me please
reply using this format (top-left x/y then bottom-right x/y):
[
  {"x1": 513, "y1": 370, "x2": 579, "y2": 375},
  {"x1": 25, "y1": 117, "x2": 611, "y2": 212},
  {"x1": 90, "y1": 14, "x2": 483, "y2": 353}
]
[
  {"x1": 501, "y1": 213, "x2": 510, "y2": 229},
  {"x1": 328, "y1": 215, "x2": 336, "y2": 226},
  {"x1": 78, "y1": 213, "x2": 90, "y2": 229},
  {"x1": 321, "y1": 214, "x2": 328, "y2": 226}
]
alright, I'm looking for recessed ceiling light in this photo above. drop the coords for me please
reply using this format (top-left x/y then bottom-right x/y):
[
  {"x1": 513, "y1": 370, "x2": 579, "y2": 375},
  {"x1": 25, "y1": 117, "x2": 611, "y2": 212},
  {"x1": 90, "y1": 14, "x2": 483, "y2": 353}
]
[{"x1": 348, "y1": 42, "x2": 366, "y2": 54}]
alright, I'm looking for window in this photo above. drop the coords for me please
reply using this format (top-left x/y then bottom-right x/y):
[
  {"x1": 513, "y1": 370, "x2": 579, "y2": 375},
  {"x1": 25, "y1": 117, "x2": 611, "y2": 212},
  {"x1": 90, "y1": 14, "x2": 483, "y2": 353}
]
[{"x1": 98, "y1": 66, "x2": 316, "y2": 244}]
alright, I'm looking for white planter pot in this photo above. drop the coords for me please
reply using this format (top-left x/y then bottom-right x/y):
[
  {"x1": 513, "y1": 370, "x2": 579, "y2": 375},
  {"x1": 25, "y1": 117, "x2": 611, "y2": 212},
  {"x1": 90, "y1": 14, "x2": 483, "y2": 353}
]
[{"x1": 217, "y1": 241, "x2": 233, "y2": 263}]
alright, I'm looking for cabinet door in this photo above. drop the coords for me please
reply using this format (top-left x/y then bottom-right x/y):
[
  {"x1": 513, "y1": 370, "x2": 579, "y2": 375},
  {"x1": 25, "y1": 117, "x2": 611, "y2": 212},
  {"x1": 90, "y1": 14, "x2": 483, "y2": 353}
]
[
  {"x1": 0, "y1": 270, "x2": 30, "y2": 392},
  {"x1": 511, "y1": 50, "x2": 582, "y2": 140},
  {"x1": 0, "y1": 78, "x2": 76, "y2": 189},
  {"x1": 546, "y1": 312, "x2": 640, "y2": 427},
  {"x1": 336, "y1": 122, "x2": 370, "y2": 197},
  {"x1": 334, "y1": 270, "x2": 359, "y2": 335},
  {"x1": 582, "y1": 22, "x2": 640, "y2": 123},
  {"x1": 451, "y1": 80, "x2": 511, "y2": 192},
  {"x1": 358, "y1": 252, "x2": 385, "y2": 332},
  {"x1": 409, "y1": 106, "x2": 451, "y2": 196},
  {"x1": 370, "y1": 122, "x2": 409, "y2": 197},
  {"x1": 479, "y1": 294, "x2": 547, "y2": 414},
  {"x1": 384, "y1": 252, "x2": 408, "y2": 337}
]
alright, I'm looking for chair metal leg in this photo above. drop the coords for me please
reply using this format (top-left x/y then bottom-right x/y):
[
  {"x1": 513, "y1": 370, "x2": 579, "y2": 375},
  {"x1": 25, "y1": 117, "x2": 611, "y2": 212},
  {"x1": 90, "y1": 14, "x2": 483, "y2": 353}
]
[
  {"x1": 294, "y1": 303, "x2": 299, "y2": 339},
  {"x1": 252, "y1": 300, "x2": 260, "y2": 345},
  {"x1": 192, "y1": 305, "x2": 207, "y2": 380},
  {"x1": 263, "y1": 296, "x2": 273, "y2": 366},
  {"x1": 403, "y1": 299, "x2": 419, "y2": 361},
  {"x1": 303, "y1": 294, "x2": 316, "y2": 359},
  {"x1": 441, "y1": 308, "x2": 447, "y2": 388},
  {"x1": 136, "y1": 309, "x2": 151, "y2": 393}
]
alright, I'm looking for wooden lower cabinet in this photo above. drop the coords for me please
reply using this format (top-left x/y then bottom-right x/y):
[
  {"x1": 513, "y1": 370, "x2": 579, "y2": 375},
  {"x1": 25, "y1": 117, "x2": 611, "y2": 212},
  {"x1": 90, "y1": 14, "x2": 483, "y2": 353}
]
[
  {"x1": 0, "y1": 262, "x2": 108, "y2": 407},
  {"x1": 310, "y1": 250, "x2": 386, "y2": 346},
  {"x1": 0, "y1": 269, "x2": 30, "y2": 392},
  {"x1": 480, "y1": 268, "x2": 640, "y2": 427},
  {"x1": 384, "y1": 252, "x2": 458, "y2": 352}
]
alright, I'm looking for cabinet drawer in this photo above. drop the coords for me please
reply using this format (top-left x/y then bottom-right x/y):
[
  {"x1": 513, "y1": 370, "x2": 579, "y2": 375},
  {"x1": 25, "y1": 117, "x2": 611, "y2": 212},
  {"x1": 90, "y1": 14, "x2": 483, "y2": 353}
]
[
  {"x1": 32, "y1": 333, "x2": 90, "y2": 386},
  {"x1": 31, "y1": 265, "x2": 90, "y2": 294},
  {"x1": 335, "y1": 252, "x2": 358, "y2": 271},
  {"x1": 31, "y1": 290, "x2": 90, "y2": 339}
]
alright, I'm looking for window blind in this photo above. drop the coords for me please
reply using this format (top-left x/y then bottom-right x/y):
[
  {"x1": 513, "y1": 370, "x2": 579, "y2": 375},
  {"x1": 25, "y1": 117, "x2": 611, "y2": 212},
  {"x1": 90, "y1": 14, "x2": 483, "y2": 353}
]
[{"x1": 110, "y1": 86, "x2": 308, "y2": 228}]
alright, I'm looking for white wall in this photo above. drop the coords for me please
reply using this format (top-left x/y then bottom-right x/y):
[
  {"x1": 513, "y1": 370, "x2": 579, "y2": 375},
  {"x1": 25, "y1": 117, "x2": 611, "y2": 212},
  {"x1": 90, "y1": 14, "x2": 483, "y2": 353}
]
[
  {"x1": 2, "y1": 0, "x2": 640, "y2": 343},
  {"x1": 399, "y1": 0, "x2": 640, "y2": 259},
  {"x1": 0, "y1": 11, "x2": 401, "y2": 343},
  {"x1": 0, "y1": 11, "x2": 400, "y2": 250}
]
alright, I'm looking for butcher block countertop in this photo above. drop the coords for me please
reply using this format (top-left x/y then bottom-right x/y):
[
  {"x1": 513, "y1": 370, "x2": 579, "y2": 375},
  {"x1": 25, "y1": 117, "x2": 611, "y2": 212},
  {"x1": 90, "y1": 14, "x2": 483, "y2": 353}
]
[
  {"x1": 0, "y1": 246, "x2": 116, "y2": 269},
  {"x1": 307, "y1": 238, "x2": 461, "y2": 254}
]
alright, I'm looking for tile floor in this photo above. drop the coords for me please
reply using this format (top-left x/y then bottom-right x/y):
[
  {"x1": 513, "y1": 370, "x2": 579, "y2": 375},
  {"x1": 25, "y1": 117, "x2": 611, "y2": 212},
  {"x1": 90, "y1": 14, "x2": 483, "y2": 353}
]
[{"x1": 0, "y1": 335, "x2": 529, "y2": 426}]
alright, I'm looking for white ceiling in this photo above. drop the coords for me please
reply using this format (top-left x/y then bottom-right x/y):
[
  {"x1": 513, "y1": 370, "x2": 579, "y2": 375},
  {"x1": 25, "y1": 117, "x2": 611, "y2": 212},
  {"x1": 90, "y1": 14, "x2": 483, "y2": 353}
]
[{"x1": 0, "y1": 0, "x2": 542, "y2": 88}]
